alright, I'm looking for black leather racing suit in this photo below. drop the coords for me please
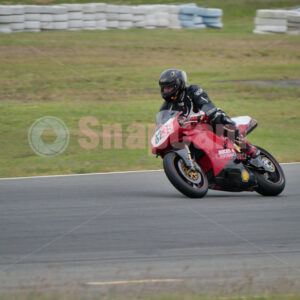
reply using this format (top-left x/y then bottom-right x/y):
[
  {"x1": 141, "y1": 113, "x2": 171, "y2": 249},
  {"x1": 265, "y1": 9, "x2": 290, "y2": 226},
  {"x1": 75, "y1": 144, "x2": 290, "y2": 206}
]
[{"x1": 159, "y1": 84, "x2": 234, "y2": 127}]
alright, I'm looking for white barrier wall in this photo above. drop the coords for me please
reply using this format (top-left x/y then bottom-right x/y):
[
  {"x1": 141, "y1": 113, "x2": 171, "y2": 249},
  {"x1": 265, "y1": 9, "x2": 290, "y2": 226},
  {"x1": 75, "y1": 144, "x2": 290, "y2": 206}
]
[
  {"x1": 0, "y1": 3, "x2": 222, "y2": 33},
  {"x1": 254, "y1": 9, "x2": 300, "y2": 34}
]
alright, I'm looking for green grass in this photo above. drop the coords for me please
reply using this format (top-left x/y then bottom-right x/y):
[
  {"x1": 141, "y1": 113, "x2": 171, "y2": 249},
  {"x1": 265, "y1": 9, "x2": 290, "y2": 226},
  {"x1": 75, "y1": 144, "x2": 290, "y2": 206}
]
[{"x1": 0, "y1": 1, "x2": 300, "y2": 177}]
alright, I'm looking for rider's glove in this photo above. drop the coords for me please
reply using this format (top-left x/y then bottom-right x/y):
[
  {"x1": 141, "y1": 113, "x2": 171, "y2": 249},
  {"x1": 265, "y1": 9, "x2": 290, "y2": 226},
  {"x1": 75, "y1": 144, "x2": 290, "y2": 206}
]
[
  {"x1": 189, "y1": 111, "x2": 206, "y2": 123},
  {"x1": 178, "y1": 116, "x2": 188, "y2": 127}
]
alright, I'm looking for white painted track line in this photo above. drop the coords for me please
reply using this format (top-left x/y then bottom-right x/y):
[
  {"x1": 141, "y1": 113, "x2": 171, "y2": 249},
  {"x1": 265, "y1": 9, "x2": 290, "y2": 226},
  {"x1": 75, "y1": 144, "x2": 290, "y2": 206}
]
[
  {"x1": 84, "y1": 279, "x2": 184, "y2": 286},
  {"x1": 0, "y1": 162, "x2": 299, "y2": 181},
  {"x1": 0, "y1": 169, "x2": 163, "y2": 181}
]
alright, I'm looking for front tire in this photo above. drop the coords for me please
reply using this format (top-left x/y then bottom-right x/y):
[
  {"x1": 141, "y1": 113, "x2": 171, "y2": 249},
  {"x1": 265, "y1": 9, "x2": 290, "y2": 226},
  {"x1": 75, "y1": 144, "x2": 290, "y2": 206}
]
[
  {"x1": 253, "y1": 146, "x2": 285, "y2": 196},
  {"x1": 163, "y1": 152, "x2": 208, "y2": 198}
]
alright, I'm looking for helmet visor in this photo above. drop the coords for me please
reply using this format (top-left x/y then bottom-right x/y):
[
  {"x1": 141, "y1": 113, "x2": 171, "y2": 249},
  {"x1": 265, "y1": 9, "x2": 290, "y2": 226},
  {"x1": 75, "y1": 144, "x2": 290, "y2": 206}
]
[{"x1": 163, "y1": 84, "x2": 176, "y2": 94}]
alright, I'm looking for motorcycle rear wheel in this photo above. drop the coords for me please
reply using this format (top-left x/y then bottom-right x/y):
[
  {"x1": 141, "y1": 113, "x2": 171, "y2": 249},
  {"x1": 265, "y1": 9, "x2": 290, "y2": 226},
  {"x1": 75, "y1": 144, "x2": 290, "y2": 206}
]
[
  {"x1": 163, "y1": 152, "x2": 208, "y2": 198},
  {"x1": 253, "y1": 146, "x2": 285, "y2": 196}
]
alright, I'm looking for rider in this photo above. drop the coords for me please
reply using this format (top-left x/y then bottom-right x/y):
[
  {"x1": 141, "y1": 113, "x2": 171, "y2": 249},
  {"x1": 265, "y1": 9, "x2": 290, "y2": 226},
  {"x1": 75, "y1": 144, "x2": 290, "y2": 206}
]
[{"x1": 158, "y1": 69, "x2": 259, "y2": 159}]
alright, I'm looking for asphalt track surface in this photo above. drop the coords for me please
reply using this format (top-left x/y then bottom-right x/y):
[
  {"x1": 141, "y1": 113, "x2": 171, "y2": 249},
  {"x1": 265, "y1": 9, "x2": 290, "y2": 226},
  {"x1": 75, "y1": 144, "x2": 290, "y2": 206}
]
[{"x1": 0, "y1": 164, "x2": 300, "y2": 297}]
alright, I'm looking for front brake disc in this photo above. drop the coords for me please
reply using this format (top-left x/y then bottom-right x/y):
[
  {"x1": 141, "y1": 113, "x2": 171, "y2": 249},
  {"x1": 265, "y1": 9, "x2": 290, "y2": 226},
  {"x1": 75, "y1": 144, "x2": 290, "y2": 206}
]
[{"x1": 177, "y1": 159, "x2": 201, "y2": 184}]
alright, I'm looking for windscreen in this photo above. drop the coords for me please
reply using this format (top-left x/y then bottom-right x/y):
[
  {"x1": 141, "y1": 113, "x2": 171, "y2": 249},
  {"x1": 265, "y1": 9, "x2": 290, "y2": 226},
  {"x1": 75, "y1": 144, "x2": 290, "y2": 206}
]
[{"x1": 155, "y1": 110, "x2": 180, "y2": 126}]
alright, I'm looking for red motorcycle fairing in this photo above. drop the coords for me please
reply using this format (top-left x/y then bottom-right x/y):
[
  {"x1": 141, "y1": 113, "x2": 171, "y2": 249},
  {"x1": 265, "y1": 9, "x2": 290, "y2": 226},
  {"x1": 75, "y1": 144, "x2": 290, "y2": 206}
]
[
  {"x1": 175, "y1": 123, "x2": 237, "y2": 177},
  {"x1": 152, "y1": 112, "x2": 182, "y2": 153},
  {"x1": 152, "y1": 113, "x2": 237, "y2": 177}
]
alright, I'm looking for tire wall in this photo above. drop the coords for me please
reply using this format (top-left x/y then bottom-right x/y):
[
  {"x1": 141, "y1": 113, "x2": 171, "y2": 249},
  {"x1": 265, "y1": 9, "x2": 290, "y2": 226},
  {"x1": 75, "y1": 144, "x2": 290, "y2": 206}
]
[
  {"x1": 0, "y1": 3, "x2": 223, "y2": 33},
  {"x1": 179, "y1": 4, "x2": 223, "y2": 29},
  {"x1": 253, "y1": 8, "x2": 300, "y2": 34}
]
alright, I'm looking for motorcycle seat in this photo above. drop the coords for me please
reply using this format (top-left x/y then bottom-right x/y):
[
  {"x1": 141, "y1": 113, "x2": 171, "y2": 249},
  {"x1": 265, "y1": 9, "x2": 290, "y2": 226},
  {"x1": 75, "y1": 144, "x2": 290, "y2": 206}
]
[{"x1": 231, "y1": 116, "x2": 258, "y2": 136}]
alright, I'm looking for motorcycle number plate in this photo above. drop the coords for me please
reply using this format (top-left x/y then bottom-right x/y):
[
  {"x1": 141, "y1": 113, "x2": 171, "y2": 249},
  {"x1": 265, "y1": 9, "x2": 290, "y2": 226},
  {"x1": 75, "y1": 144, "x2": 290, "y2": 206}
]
[{"x1": 152, "y1": 117, "x2": 174, "y2": 147}]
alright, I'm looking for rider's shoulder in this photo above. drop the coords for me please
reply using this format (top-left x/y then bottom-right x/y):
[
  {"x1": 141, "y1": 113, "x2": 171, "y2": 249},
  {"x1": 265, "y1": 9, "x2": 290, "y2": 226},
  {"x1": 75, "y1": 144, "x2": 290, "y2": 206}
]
[
  {"x1": 159, "y1": 101, "x2": 170, "y2": 111},
  {"x1": 187, "y1": 84, "x2": 204, "y2": 97}
]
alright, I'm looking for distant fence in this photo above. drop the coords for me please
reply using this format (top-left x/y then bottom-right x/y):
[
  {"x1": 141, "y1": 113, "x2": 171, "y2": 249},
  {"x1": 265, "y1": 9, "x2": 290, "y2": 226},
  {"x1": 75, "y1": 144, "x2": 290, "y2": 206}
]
[
  {"x1": 254, "y1": 8, "x2": 300, "y2": 34},
  {"x1": 0, "y1": 3, "x2": 223, "y2": 33}
]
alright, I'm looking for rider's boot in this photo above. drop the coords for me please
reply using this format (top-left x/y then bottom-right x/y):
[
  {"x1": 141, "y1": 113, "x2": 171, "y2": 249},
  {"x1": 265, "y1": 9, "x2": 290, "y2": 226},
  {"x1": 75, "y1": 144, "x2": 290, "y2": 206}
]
[
  {"x1": 240, "y1": 140, "x2": 264, "y2": 169},
  {"x1": 244, "y1": 142, "x2": 260, "y2": 159},
  {"x1": 236, "y1": 137, "x2": 260, "y2": 160}
]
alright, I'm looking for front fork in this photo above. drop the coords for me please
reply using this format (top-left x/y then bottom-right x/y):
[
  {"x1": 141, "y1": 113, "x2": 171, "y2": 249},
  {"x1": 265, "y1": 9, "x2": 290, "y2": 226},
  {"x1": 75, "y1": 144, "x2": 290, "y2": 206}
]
[{"x1": 172, "y1": 145, "x2": 201, "y2": 172}]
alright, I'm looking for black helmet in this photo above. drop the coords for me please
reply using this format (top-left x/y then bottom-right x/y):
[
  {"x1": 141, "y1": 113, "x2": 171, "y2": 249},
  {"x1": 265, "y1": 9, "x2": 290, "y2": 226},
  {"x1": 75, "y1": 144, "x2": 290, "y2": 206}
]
[{"x1": 159, "y1": 69, "x2": 187, "y2": 103}]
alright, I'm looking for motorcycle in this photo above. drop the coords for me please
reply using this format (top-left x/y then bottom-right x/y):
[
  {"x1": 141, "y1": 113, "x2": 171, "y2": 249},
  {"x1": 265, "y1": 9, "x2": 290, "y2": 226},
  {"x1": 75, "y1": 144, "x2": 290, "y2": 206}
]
[{"x1": 151, "y1": 109, "x2": 285, "y2": 198}]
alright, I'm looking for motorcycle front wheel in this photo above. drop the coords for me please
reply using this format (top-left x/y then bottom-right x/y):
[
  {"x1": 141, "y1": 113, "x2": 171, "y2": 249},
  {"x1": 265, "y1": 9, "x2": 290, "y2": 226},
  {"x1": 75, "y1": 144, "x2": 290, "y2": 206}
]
[
  {"x1": 253, "y1": 146, "x2": 286, "y2": 196},
  {"x1": 163, "y1": 152, "x2": 208, "y2": 198}
]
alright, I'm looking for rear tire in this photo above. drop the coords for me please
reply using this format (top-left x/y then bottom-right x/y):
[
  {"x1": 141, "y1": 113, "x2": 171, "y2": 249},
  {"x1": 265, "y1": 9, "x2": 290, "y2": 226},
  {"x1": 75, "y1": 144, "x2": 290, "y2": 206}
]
[
  {"x1": 253, "y1": 146, "x2": 285, "y2": 196},
  {"x1": 163, "y1": 152, "x2": 208, "y2": 198}
]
